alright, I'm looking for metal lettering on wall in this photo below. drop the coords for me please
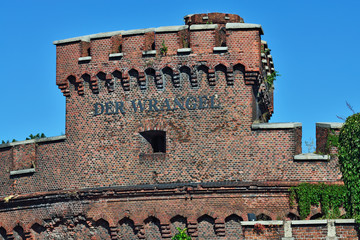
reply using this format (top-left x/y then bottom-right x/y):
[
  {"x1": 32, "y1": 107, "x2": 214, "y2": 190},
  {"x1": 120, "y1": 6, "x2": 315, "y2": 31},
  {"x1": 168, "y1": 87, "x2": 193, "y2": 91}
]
[{"x1": 93, "y1": 95, "x2": 221, "y2": 116}]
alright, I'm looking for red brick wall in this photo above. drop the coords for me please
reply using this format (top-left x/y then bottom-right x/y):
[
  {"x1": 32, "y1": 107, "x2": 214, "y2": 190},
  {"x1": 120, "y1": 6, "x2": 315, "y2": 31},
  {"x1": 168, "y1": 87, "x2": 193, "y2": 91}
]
[
  {"x1": 12, "y1": 143, "x2": 36, "y2": 170},
  {"x1": 336, "y1": 224, "x2": 358, "y2": 239},
  {"x1": 292, "y1": 224, "x2": 327, "y2": 239},
  {"x1": 0, "y1": 13, "x2": 343, "y2": 201},
  {"x1": 0, "y1": 13, "x2": 348, "y2": 239},
  {"x1": 243, "y1": 225, "x2": 284, "y2": 239}
]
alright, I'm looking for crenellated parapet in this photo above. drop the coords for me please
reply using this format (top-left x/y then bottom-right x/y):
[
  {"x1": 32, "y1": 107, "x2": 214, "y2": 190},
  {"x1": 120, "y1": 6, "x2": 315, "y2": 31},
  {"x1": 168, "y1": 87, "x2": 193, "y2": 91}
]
[
  {"x1": 54, "y1": 13, "x2": 274, "y2": 120},
  {"x1": 54, "y1": 17, "x2": 263, "y2": 85}
]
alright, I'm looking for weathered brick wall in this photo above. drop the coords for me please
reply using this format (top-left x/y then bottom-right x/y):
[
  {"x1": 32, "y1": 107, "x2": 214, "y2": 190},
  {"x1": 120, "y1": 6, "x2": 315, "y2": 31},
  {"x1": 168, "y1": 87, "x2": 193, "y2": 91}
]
[
  {"x1": 0, "y1": 198, "x2": 357, "y2": 240},
  {"x1": 336, "y1": 224, "x2": 358, "y2": 239},
  {"x1": 0, "y1": 12, "x2": 351, "y2": 239}
]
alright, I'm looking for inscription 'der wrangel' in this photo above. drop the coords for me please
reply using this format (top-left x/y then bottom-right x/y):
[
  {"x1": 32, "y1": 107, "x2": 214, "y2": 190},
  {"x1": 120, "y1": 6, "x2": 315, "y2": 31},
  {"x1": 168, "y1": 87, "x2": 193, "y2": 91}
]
[{"x1": 93, "y1": 95, "x2": 221, "y2": 116}]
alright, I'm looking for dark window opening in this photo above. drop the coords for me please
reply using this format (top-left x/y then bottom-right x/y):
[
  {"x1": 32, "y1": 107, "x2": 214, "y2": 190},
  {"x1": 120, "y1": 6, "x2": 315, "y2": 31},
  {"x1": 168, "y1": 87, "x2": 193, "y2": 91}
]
[
  {"x1": 140, "y1": 130, "x2": 166, "y2": 153},
  {"x1": 220, "y1": 27, "x2": 227, "y2": 47},
  {"x1": 151, "y1": 42, "x2": 156, "y2": 50},
  {"x1": 87, "y1": 47, "x2": 91, "y2": 56}
]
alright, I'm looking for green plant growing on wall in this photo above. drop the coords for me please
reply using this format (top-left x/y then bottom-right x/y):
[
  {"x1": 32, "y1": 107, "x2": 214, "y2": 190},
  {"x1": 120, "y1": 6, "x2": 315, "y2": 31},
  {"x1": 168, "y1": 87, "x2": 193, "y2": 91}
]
[
  {"x1": 261, "y1": 48, "x2": 271, "y2": 54},
  {"x1": 1, "y1": 139, "x2": 16, "y2": 144},
  {"x1": 265, "y1": 71, "x2": 280, "y2": 88},
  {"x1": 160, "y1": 40, "x2": 168, "y2": 56},
  {"x1": 324, "y1": 130, "x2": 339, "y2": 155},
  {"x1": 338, "y1": 112, "x2": 360, "y2": 221},
  {"x1": 172, "y1": 227, "x2": 191, "y2": 240},
  {"x1": 26, "y1": 133, "x2": 46, "y2": 140},
  {"x1": 289, "y1": 183, "x2": 346, "y2": 219}
]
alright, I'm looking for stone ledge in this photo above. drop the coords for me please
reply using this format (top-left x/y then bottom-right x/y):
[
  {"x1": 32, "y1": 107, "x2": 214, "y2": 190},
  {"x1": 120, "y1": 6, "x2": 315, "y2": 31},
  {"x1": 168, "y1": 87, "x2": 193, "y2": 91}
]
[
  {"x1": 78, "y1": 56, "x2": 91, "y2": 62},
  {"x1": 109, "y1": 53, "x2": 124, "y2": 58},
  {"x1": 89, "y1": 30, "x2": 124, "y2": 40},
  {"x1": 334, "y1": 219, "x2": 356, "y2": 224},
  {"x1": 316, "y1": 122, "x2": 343, "y2": 129},
  {"x1": 189, "y1": 24, "x2": 218, "y2": 30},
  {"x1": 0, "y1": 135, "x2": 66, "y2": 149},
  {"x1": 292, "y1": 220, "x2": 327, "y2": 225},
  {"x1": 241, "y1": 220, "x2": 283, "y2": 226},
  {"x1": 226, "y1": 23, "x2": 264, "y2": 35},
  {"x1": 177, "y1": 48, "x2": 192, "y2": 53},
  {"x1": 294, "y1": 153, "x2": 330, "y2": 161},
  {"x1": 155, "y1": 25, "x2": 188, "y2": 33},
  {"x1": 10, "y1": 168, "x2": 35, "y2": 176},
  {"x1": 53, "y1": 31, "x2": 123, "y2": 45},
  {"x1": 142, "y1": 50, "x2": 156, "y2": 56},
  {"x1": 54, "y1": 28, "x2": 160, "y2": 44},
  {"x1": 252, "y1": 122, "x2": 302, "y2": 129},
  {"x1": 213, "y1": 46, "x2": 228, "y2": 52},
  {"x1": 53, "y1": 35, "x2": 92, "y2": 45},
  {"x1": 122, "y1": 28, "x2": 155, "y2": 36}
]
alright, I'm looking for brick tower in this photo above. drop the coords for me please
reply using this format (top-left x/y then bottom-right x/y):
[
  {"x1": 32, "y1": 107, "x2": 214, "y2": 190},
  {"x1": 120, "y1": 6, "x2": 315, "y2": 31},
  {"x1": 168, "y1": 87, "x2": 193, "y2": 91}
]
[{"x1": 0, "y1": 13, "x2": 353, "y2": 239}]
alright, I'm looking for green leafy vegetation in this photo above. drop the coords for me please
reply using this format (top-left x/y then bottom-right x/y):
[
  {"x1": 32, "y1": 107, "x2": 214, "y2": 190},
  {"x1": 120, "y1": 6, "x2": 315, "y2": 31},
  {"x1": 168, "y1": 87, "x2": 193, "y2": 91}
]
[
  {"x1": 265, "y1": 71, "x2": 280, "y2": 88},
  {"x1": 1, "y1": 133, "x2": 46, "y2": 144},
  {"x1": 326, "y1": 130, "x2": 339, "y2": 153},
  {"x1": 26, "y1": 133, "x2": 46, "y2": 140},
  {"x1": 160, "y1": 40, "x2": 168, "y2": 56},
  {"x1": 1, "y1": 139, "x2": 16, "y2": 144},
  {"x1": 172, "y1": 227, "x2": 191, "y2": 240},
  {"x1": 261, "y1": 48, "x2": 271, "y2": 54},
  {"x1": 338, "y1": 112, "x2": 360, "y2": 221},
  {"x1": 290, "y1": 183, "x2": 346, "y2": 219}
]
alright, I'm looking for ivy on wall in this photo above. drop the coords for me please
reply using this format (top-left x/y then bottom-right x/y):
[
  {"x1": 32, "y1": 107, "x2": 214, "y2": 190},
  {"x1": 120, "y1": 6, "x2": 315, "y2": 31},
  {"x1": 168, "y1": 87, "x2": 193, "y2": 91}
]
[
  {"x1": 338, "y1": 113, "x2": 360, "y2": 220},
  {"x1": 290, "y1": 183, "x2": 346, "y2": 219}
]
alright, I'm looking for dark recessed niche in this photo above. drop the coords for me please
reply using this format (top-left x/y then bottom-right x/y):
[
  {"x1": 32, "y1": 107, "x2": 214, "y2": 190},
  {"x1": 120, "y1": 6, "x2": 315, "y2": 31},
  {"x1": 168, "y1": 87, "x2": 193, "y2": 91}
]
[{"x1": 140, "y1": 130, "x2": 166, "y2": 153}]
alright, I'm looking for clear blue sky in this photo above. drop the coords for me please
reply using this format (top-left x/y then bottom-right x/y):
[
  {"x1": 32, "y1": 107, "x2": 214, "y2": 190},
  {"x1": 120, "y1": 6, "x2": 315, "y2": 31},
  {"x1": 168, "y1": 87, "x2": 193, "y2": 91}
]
[{"x1": 1, "y1": 0, "x2": 359, "y2": 152}]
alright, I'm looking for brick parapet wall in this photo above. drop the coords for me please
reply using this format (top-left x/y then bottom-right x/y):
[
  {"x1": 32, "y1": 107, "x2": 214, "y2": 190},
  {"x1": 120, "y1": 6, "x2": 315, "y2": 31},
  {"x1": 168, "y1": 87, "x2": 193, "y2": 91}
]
[
  {"x1": 316, "y1": 122, "x2": 342, "y2": 154},
  {"x1": 0, "y1": 121, "x2": 343, "y2": 196},
  {"x1": 55, "y1": 28, "x2": 262, "y2": 87}
]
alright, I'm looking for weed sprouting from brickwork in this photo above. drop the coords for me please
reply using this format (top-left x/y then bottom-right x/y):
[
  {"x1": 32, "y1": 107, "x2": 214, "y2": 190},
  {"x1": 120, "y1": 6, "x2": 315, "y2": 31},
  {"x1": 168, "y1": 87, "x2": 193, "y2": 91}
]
[{"x1": 172, "y1": 227, "x2": 191, "y2": 240}]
